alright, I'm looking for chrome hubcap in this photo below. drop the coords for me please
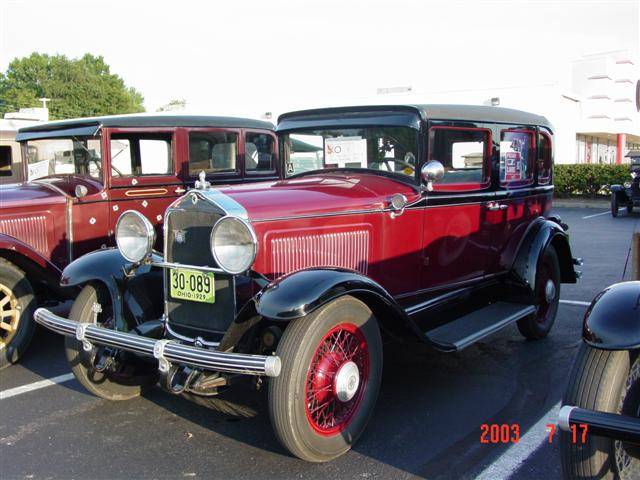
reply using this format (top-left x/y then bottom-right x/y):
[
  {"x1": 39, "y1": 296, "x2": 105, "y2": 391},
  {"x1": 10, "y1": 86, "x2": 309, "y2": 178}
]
[
  {"x1": 334, "y1": 361, "x2": 360, "y2": 402},
  {"x1": 545, "y1": 279, "x2": 556, "y2": 303}
]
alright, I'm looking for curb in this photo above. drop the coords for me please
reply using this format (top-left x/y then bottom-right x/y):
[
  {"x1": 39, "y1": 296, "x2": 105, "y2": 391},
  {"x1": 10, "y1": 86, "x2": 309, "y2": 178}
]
[{"x1": 553, "y1": 199, "x2": 610, "y2": 209}]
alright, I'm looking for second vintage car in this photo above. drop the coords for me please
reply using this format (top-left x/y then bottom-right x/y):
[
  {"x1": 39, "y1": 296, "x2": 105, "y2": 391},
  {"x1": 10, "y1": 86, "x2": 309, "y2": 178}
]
[
  {"x1": 35, "y1": 104, "x2": 580, "y2": 461},
  {"x1": 611, "y1": 150, "x2": 640, "y2": 217},
  {"x1": 0, "y1": 113, "x2": 276, "y2": 369}
]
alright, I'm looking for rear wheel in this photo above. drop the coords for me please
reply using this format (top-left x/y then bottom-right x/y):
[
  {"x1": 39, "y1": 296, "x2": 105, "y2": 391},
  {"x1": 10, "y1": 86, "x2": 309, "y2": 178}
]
[
  {"x1": 65, "y1": 283, "x2": 157, "y2": 400},
  {"x1": 269, "y1": 296, "x2": 382, "y2": 462},
  {"x1": 561, "y1": 344, "x2": 640, "y2": 479},
  {"x1": 0, "y1": 259, "x2": 36, "y2": 370},
  {"x1": 517, "y1": 245, "x2": 561, "y2": 340},
  {"x1": 612, "y1": 193, "x2": 619, "y2": 217}
]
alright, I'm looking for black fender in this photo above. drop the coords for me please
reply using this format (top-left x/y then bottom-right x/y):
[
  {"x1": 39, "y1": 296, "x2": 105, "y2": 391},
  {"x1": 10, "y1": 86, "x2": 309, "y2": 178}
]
[
  {"x1": 254, "y1": 267, "x2": 421, "y2": 340},
  {"x1": 583, "y1": 281, "x2": 640, "y2": 350},
  {"x1": 611, "y1": 185, "x2": 630, "y2": 202},
  {"x1": 60, "y1": 248, "x2": 163, "y2": 331},
  {"x1": 510, "y1": 217, "x2": 577, "y2": 292}
]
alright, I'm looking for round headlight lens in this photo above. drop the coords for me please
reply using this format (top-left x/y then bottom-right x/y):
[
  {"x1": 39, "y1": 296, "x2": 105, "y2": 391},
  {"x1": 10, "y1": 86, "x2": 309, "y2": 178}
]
[
  {"x1": 115, "y1": 210, "x2": 155, "y2": 263},
  {"x1": 210, "y1": 217, "x2": 257, "y2": 274},
  {"x1": 624, "y1": 181, "x2": 632, "y2": 189}
]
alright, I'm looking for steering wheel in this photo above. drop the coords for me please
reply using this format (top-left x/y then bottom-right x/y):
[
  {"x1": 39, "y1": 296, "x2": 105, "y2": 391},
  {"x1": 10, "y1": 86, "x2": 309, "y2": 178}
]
[{"x1": 370, "y1": 158, "x2": 415, "y2": 175}]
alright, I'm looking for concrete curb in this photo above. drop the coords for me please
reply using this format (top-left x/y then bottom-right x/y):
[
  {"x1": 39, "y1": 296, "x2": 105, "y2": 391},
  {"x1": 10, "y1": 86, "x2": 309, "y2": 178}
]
[{"x1": 553, "y1": 198, "x2": 610, "y2": 209}]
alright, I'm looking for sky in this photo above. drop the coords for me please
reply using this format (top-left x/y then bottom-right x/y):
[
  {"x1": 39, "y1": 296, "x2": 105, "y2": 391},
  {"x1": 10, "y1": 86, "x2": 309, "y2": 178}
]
[{"x1": 1, "y1": 0, "x2": 639, "y2": 119}]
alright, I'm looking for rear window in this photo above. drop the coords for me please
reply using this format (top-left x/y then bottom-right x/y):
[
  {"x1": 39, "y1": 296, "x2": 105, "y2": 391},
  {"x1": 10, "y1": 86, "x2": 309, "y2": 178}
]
[{"x1": 500, "y1": 129, "x2": 535, "y2": 187}]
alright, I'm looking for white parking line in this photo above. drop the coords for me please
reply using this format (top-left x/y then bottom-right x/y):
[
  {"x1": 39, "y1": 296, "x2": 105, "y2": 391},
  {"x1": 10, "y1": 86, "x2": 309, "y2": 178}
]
[
  {"x1": 475, "y1": 401, "x2": 561, "y2": 479},
  {"x1": 560, "y1": 299, "x2": 591, "y2": 307},
  {"x1": 0, "y1": 373, "x2": 75, "y2": 400},
  {"x1": 582, "y1": 210, "x2": 609, "y2": 219}
]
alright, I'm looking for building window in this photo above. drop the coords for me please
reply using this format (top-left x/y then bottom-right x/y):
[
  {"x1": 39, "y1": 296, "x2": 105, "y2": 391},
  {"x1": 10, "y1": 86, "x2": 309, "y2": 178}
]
[
  {"x1": 428, "y1": 127, "x2": 491, "y2": 191},
  {"x1": 0, "y1": 146, "x2": 12, "y2": 177}
]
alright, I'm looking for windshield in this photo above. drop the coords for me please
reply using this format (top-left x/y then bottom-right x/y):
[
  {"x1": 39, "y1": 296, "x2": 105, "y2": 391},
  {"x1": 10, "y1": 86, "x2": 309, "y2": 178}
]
[
  {"x1": 282, "y1": 127, "x2": 419, "y2": 180},
  {"x1": 25, "y1": 136, "x2": 102, "y2": 182}
]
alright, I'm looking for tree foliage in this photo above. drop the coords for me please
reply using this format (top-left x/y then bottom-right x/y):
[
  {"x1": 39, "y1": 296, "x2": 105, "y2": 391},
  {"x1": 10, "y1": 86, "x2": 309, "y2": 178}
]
[{"x1": 0, "y1": 53, "x2": 145, "y2": 119}]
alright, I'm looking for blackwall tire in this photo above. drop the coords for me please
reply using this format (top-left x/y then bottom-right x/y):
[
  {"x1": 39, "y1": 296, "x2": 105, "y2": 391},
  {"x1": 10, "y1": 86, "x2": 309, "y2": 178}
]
[
  {"x1": 612, "y1": 194, "x2": 619, "y2": 217},
  {"x1": 0, "y1": 259, "x2": 36, "y2": 370},
  {"x1": 560, "y1": 344, "x2": 640, "y2": 480},
  {"x1": 268, "y1": 295, "x2": 382, "y2": 462},
  {"x1": 65, "y1": 284, "x2": 157, "y2": 401},
  {"x1": 517, "y1": 245, "x2": 561, "y2": 340},
  {"x1": 627, "y1": 203, "x2": 633, "y2": 214}
]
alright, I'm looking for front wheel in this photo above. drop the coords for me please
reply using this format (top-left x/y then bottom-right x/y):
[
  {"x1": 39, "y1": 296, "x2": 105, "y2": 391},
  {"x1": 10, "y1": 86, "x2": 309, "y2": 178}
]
[
  {"x1": 612, "y1": 193, "x2": 620, "y2": 217},
  {"x1": 561, "y1": 344, "x2": 640, "y2": 479},
  {"x1": 627, "y1": 203, "x2": 634, "y2": 214},
  {"x1": 269, "y1": 296, "x2": 382, "y2": 462},
  {"x1": 65, "y1": 284, "x2": 157, "y2": 400}
]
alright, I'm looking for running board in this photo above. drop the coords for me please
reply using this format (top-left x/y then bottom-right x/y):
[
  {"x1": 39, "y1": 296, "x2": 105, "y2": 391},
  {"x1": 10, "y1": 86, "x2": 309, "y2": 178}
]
[{"x1": 425, "y1": 302, "x2": 536, "y2": 352}]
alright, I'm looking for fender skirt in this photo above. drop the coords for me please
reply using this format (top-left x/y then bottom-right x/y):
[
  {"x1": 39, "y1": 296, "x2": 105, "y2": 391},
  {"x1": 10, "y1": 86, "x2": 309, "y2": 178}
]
[
  {"x1": 60, "y1": 248, "x2": 163, "y2": 331},
  {"x1": 583, "y1": 281, "x2": 640, "y2": 350}
]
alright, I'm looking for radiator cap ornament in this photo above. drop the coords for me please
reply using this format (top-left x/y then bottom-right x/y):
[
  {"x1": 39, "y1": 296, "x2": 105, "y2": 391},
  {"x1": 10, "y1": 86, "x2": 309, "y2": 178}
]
[{"x1": 194, "y1": 171, "x2": 210, "y2": 190}]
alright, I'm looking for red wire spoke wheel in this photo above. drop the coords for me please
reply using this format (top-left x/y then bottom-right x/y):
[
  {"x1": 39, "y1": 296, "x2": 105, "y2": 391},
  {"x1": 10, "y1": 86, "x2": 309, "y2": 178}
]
[
  {"x1": 305, "y1": 323, "x2": 369, "y2": 435},
  {"x1": 269, "y1": 296, "x2": 382, "y2": 462}
]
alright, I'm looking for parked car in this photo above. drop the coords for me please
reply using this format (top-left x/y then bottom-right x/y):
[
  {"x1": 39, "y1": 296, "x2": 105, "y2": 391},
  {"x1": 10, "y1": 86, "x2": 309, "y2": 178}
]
[
  {"x1": 559, "y1": 281, "x2": 640, "y2": 480},
  {"x1": 611, "y1": 151, "x2": 640, "y2": 217},
  {"x1": 35, "y1": 104, "x2": 580, "y2": 462},
  {"x1": 0, "y1": 114, "x2": 276, "y2": 369}
]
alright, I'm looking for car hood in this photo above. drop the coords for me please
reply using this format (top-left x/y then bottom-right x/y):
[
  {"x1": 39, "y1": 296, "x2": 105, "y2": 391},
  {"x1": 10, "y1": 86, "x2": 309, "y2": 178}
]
[
  {"x1": 216, "y1": 172, "x2": 422, "y2": 221},
  {"x1": 0, "y1": 181, "x2": 66, "y2": 208}
]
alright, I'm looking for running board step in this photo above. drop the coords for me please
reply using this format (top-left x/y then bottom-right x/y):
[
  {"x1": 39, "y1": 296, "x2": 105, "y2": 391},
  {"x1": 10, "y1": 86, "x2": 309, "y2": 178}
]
[{"x1": 425, "y1": 302, "x2": 536, "y2": 352}]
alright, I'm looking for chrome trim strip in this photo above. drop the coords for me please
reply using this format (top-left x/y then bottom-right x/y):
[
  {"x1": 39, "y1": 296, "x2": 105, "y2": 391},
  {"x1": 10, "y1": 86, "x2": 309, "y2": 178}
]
[
  {"x1": 66, "y1": 197, "x2": 73, "y2": 263},
  {"x1": 558, "y1": 405, "x2": 576, "y2": 431},
  {"x1": 404, "y1": 287, "x2": 471, "y2": 316},
  {"x1": 252, "y1": 207, "x2": 389, "y2": 223},
  {"x1": 151, "y1": 260, "x2": 226, "y2": 274},
  {"x1": 33, "y1": 308, "x2": 280, "y2": 377}
]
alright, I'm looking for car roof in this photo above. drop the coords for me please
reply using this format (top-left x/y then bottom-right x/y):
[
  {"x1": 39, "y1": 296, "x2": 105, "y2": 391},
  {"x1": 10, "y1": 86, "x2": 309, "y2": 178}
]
[
  {"x1": 18, "y1": 113, "x2": 274, "y2": 133},
  {"x1": 278, "y1": 104, "x2": 553, "y2": 131}
]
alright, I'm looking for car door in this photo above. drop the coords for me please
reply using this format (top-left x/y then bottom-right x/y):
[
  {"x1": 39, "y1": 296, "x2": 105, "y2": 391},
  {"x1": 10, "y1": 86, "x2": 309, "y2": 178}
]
[
  {"x1": 420, "y1": 123, "x2": 495, "y2": 290},
  {"x1": 106, "y1": 128, "x2": 185, "y2": 250}
]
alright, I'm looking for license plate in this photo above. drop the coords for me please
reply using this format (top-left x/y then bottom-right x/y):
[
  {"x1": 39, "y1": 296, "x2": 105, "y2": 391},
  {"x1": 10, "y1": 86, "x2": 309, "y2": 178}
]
[{"x1": 169, "y1": 268, "x2": 215, "y2": 304}]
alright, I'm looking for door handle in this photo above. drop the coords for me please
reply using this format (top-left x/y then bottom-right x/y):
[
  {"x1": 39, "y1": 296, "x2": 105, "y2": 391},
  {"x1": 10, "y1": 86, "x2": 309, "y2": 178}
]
[
  {"x1": 487, "y1": 202, "x2": 508, "y2": 211},
  {"x1": 175, "y1": 187, "x2": 186, "y2": 194}
]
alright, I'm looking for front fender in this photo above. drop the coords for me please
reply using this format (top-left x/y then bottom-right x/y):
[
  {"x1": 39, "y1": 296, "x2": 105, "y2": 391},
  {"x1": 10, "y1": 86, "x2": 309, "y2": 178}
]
[
  {"x1": 255, "y1": 268, "x2": 421, "y2": 339},
  {"x1": 61, "y1": 248, "x2": 163, "y2": 330},
  {"x1": 510, "y1": 217, "x2": 577, "y2": 291},
  {"x1": 583, "y1": 282, "x2": 640, "y2": 350}
]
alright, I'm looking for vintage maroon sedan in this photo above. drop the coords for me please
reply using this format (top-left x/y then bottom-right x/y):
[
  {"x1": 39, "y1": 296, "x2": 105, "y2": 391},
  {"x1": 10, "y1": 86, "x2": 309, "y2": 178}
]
[
  {"x1": 0, "y1": 114, "x2": 276, "y2": 369},
  {"x1": 34, "y1": 105, "x2": 580, "y2": 461}
]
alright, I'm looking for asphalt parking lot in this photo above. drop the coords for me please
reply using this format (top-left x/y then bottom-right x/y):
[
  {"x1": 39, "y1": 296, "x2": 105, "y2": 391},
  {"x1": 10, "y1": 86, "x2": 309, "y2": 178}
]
[{"x1": 1, "y1": 206, "x2": 638, "y2": 480}]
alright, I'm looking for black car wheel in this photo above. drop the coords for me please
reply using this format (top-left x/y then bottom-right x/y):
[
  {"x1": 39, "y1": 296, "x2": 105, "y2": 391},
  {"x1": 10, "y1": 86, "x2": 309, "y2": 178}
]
[
  {"x1": 561, "y1": 344, "x2": 640, "y2": 479},
  {"x1": 65, "y1": 283, "x2": 158, "y2": 400},
  {"x1": 517, "y1": 245, "x2": 561, "y2": 340},
  {"x1": 269, "y1": 295, "x2": 382, "y2": 462},
  {"x1": 627, "y1": 203, "x2": 634, "y2": 214},
  {"x1": 612, "y1": 193, "x2": 620, "y2": 217},
  {"x1": 0, "y1": 259, "x2": 36, "y2": 370}
]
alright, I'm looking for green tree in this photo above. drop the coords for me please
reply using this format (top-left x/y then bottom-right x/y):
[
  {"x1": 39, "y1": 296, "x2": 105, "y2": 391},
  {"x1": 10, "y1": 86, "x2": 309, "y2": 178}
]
[{"x1": 0, "y1": 53, "x2": 145, "y2": 119}]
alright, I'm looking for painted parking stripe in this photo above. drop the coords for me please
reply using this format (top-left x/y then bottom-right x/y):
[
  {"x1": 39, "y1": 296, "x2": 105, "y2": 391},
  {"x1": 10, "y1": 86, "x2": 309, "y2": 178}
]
[
  {"x1": 476, "y1": 401, "x2": 561, "y2": 479},
  {"x1": 0, "y1": 373, "x2": 75, "y2": 400},
  {"x1": 560, "y1": 299, "x2": 591, "y2": 307},
  {"x1": 582, "y1": 210, "x2": 609, "y2": 219}
]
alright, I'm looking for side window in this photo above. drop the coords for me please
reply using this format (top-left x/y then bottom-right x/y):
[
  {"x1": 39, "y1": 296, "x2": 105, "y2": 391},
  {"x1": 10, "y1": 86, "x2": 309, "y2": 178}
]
[
  {"x1": 0, "y1": 146, "x2": 12, "y2": 176},
  {"x1": 428, "y1": 127, "x2": 491, "y2": 190},
  {"x1": 110, "y1": 134, "x2": 172, "y2": 177},
  {"x1": 500, "y1": 129, "x2": 535, "y2": 186},
  {"x1": 189, "y1": 132, "x2": 237, "y2": 175},
  {"x1": 538, "y1": 132, "x2": 552, "y2": 185},
  {"x1": 245, "y1": 132, "x2": 275, "y2": 172}
]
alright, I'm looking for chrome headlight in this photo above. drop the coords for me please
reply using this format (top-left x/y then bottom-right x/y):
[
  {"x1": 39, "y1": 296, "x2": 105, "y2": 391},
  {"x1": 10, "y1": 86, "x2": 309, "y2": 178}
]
[
  {"x1": 624, "y1": 181, "x2": 632, "y2": 189},
  {"x1": 115, "y1": 210, "x2": 155, "y2": 263},
  {"x1": 210, "y1": 217, "x2": 257, "y2": 274}
]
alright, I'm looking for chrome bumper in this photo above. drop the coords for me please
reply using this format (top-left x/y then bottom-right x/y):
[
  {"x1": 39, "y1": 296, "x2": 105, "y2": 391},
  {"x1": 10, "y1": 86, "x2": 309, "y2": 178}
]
[{"x1": 34, "y1": 308, "x2": 281, "y2": 377}]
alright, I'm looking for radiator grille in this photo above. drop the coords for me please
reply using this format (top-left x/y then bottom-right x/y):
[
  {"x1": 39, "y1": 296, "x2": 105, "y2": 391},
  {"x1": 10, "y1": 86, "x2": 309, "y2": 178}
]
[
  {"x1": 270, "y1": 230, "x2": 369, "y2": 278},
  {"x1": 0, "y1": 215, "x2": 48, "y2": 256}
]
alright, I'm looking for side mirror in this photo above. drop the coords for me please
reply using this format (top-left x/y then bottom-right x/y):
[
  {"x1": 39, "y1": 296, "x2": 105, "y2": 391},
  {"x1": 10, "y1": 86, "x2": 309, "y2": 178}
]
[
  {"x1": 75, "y1": 184, "x2": 88, "y2": 198},
  {"x1": 421, "y1": 160, "x2": 444, "y2": 191}
]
